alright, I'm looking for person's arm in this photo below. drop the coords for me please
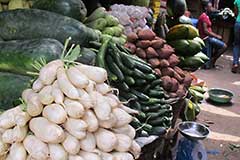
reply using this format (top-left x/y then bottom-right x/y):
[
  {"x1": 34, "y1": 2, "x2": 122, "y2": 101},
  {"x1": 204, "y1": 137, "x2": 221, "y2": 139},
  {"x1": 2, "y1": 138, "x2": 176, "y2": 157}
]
[{"x1": 203, "y1": 22, "x2": 222, "y2": 39}]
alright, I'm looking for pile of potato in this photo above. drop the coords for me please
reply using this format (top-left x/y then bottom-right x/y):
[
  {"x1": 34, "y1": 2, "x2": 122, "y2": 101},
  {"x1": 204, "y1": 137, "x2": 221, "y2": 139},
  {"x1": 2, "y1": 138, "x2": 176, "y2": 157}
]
[
  {"x1": 0, "y1": 59, "x2": 140, "y2": 160},
  {"x1": 0, "y1": 0, "x2": 31, "y2": 11},
  {"x1": 125, "y1": 29, "x2": 192, "y2": 98}
]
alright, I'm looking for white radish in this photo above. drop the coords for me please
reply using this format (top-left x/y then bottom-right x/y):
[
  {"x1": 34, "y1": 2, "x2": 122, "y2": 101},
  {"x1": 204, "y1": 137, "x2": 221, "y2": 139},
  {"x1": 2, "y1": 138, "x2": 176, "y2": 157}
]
[
  {"x1": 78, "y1": 90, "x2": 93, "y2": 109},
  {"x1": 112, "y1": 125, "x2": 136, "y2": 140},
  {"x1": 42, "y1": 104, "x2": 67, "y2": 124},
  {"x1": 6, "y1": 143, "x2": 27, "y2": 160},
  {"x1": 130, "y1": 140, "x2": 141, "y2": 159},
  {"x1": 22, "y1": 89, "x2": 34, "y2": 102},
  {"x1": 2, "y1": 125, "x2": 28, "y2": 144},
  {"x1": 32, "y1": 78, "x2": 44, "y2": 92},
  {"x1": 29, "y1": 117, "x2": 65, "y2": 143},
  {"x1": 120, "y1": 105, "x2": 139, "y2": 114},
  {"x1": 39, "y1": 59, "x2": 64, "y2": 85},
  {"x1": 90, "y1": 91, "x2": 111, "y2": 121},
  {"x1": 79, "y1": 132, "x2": 96, "y2": 152},
  {"x1": 39, "y1": 85, "x2": 54, "y2": 105},
  {"x1": 106, "y1": 94, "x2": 120, "y2": 108},
  {"x1": 0, "y1": 137, "x2": 9, "y2": 156},
  {"x1": 78, "y1": 151, "x2": 101, "y2": 160},
  {"x1": 69, "y1": 155, "x2": 84, "y2": 160},
  {"x1": 100, "y1": 152, "x2": 115, "y2": 160},
  {"x1": 23, "y1": 135, "x2": 49, "y2": 160},
  {"x1": 94, "y1": 128, "x2": 117, "y2": 152},
  {"x1": 96, "y1": 83, "x2": 112, "y2": 95},
  {"x1": 52, "y1": 81, "x2": 65, "y2": 105},
  {"x1": 115, "y1": 134, "x2": 132, "y2": 152},
  {"x1": 113, "y1": 108, "x2": 132, "y2": 128},
  {"x1": 82, "y1": 110, "x2": 99, "y2": 132},
  {"x1": 62, "y1": 133, "x2": 81, "y2": 155},
  {"x1": 64, "y1": 98, "x2": 85, "y2": 119},
  {"x1": 0, "y1": 128, "x2": 5, "y2": 134},
  {"x1": 0, "y1": 106, "x2": 20, "y2": 129},
  {"x1": 25, "y1": 92, "x2": 43, "y2": 117},
  {"x1": 57, "y1": 67, "x2": 79, "y2": 99},
  {"x1": 14, "y1": 107, "x2": 31, "y2": 127},
  {"x1": 64, "y1": 118, "x2": 87, "y2": 140},
  {"x1": 76, "y1": 64, "x2": 107, "y2": 83},
  {"x1": 67, "y1": 66, "x2": 89, "y2": 88},
  {"x1": 49, "y1": 143, "x2": 68, "y2": 160},
  {"x1": 112, "y1": 152, "x2": 134, "y2": 160},
  {"x1": 85, "y1": 80, "x2": 96, "y2": 94},
  {"x1": 99, "y1": 113, "x2": 117, "y2": 129}
]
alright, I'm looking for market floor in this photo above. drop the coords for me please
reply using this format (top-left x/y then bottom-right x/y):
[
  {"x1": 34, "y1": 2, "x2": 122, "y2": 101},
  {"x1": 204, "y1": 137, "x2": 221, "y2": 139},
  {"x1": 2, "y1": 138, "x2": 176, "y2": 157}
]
[{"x1": 194, "y1": 50, "x2": 240, "y2": 160}]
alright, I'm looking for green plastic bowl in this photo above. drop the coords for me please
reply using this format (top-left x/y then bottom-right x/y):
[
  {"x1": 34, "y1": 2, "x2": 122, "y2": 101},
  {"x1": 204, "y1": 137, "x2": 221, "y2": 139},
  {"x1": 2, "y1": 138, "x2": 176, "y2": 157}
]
[{"x1": 208, "y1": 88, "x2": 234, "y2": 104}]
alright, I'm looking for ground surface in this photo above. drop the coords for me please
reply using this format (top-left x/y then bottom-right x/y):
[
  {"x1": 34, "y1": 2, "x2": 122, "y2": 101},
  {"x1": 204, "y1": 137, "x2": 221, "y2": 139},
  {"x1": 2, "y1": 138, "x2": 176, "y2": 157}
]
[{"x1": 194, "y1": 51, "x2": 240, "y2": 160}]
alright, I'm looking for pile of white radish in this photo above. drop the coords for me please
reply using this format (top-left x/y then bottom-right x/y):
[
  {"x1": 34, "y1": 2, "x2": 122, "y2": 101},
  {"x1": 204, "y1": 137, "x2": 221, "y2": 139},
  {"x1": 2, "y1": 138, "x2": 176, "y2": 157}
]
[{"x1": 0, "y1": 60, "x2": 141, "y2": 160}]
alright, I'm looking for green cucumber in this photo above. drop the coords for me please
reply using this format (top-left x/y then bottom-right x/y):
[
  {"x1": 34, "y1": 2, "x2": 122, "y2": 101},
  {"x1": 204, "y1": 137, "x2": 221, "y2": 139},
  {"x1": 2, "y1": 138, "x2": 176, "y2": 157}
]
[
  {"x1": 130, "y1": 89, "x2": 149, "y2": 101},
  {"x1": 129, "y1": 101, "x2": 142, "y2": 110},
  {"x1": 125, "y1": 76, "x2": 135, "y2": 86},
  {"x1": 146, "y1": 109, "x2": 172, "y2": 120},
  {"x1": 96, "y1": 39, "x2": 110, "y2": 69},
  {"x1": 140, "y1": 98, "x2": 165, "y2": 105},
  {"x1": 0, "y1": 9, "x2": 99, "y2": 46},
  {"x1": 149, "y1": 127, "x2": 167, "y2": 136},
  {"x1": 119, "y1": 91, "x2": 138, "y2": 100},
  {"x1": 145, "y1": 74, "x2": 157, "y2": 81},
  {"x1": 105, "y1": 65, "x2": 118, "y2": 82},
  {"x1": 0, "y1": 72, "x2": 32, "y2": 110},
  {"x1": 130, "y1": 117, "x2": 142, "y2": 128},
  {"x1": 143, "y1": 84, "x2": 151, "y2": 93},
  {"x1": 119, "y1": 51, "x2": 135, "y2": 69},
  {"x1": 114, "y1": 82, "x2": 129, "y2": 92},
  {"x1": 150, "y1": 79, "x2": 163, "y2": 88},
  {"x1": 135, "y1": 79, "x2": 147, "y2": 86},
  {"x1": 133, "y1": 60, "x2": 153, "y2": 73},
  {"x1": 142, "y1": 104, "x2": 162, "y2": 112},
  {"x1": 133, "y1": 68, "x2": 147, "y2": 79},
  {"x1": 137, "y1": 112, "x2": 147, "y2": 121},
  {"x1": 106, "y1": 55, "x2": 124, "y2": 81},
  {"x1": 142, "y1": 124, "x2": 153, "y2": 132},
  {"x1": 148, "y1": 117, "x2": 167, "y2": 126},
  {"x1": 0, "y1": 39, "x2": 63, "y2": 76},
  {"x1": 149, "y1": 90, "x2": 165, "y2": 98}
]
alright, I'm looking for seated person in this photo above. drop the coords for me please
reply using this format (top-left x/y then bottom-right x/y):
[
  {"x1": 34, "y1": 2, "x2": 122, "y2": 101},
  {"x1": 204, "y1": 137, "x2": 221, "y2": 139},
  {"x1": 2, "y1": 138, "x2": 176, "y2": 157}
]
[{"x1": 197, "y1": 1, "x2": 227, "y2": 69}]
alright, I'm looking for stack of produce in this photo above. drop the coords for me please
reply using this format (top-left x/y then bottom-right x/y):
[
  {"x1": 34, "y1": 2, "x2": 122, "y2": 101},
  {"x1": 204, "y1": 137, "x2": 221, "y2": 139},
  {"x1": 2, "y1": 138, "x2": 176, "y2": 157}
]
[
  {"x1": 109, "y1": 4, "x2": 149, "y2": 34},
  {"x1": 124, "y1": 29, "x2": 192, "y2": 98},
  {"x1": 0, "y1": 0, "x2": 31, "y2": 11},
  {"x1": 96, "y1": 39, "x2": 178, "y2": 137},
  {"x1": 32, "y1": 0, "x2": 87, "y2": 22},
  {"x1": 166, "y1": 24, "x2": 209, "y2": 70},
  {"x1": 84, "y1": 7, "x2": 127, "y2": 45},
  {"x1": 0, "y1": 51, "x2": 141, "y2": 159},
  {"x1": 0, "y1": 9, "x2": 100, "y2": 47}
]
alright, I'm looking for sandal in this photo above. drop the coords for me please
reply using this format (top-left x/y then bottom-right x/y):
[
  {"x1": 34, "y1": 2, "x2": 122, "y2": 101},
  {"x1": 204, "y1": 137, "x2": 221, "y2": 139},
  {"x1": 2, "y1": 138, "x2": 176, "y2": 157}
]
[{"x1": 231, "y1": 65, "x2": 238, "y2": 73}]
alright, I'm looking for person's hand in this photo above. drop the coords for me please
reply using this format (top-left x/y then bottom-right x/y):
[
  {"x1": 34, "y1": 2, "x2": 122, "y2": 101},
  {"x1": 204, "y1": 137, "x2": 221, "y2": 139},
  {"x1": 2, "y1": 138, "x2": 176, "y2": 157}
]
[{"x1": 216, "y1": 35, "x2": 222, "y2": 40}]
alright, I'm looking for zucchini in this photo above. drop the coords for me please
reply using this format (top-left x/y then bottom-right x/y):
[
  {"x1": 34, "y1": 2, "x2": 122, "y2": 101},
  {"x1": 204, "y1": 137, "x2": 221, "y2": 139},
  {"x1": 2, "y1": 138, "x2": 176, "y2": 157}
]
[
  {"x1": 145, "y1": 74, "x2": 157, "y2": 81},
  {"x1": 136, "y1": 112, "x2": 147, "y2": 121},
  {"x1": 96, "y1": 39, "x2": 110, "y2": 68},
  {"x1": 130, "y1": 117, "x2": 142, "y2": 128},
  {"x1": 149, "y1": 90, "x2": 165, "y2": 98},
  {"x1": 119, "y1": 91, "x2": 138, "y2": 100},
  {"x1": 114, "y1": 82, "x2": 129, "y2": 92},
  {"x1": 140, "y1": 98, "x2": 165, "y2": 105},
  {"x1": 0, "y1": 39, "x2": 63, "y2": 76},
  {"x1": 105, "y1": 65, "x2": 118, "y2": 82},
  {"x1": 129, "y1": 101, "x2": 142, "y2": 110},
  {"x1": 150, "y1": 79, "x2": 163, "y2": 88},
  {"x1": 135, "y1": 79, "x2": 147, "y2": 86},
  {"x1": 148, "y1": 117, "x2": 167, "y2": 126},
  {"x1": 142, "y1": 104, "x2": 162, "y2": 112},
  {"x1": 125, "y1": 76, "x2": 135, "y2": 86},
  {"x1": 146, "y1": 109, "x2": 172, "y2": 120},
  {"x1": 32, "y1": 0, "x2": 87, "y2": 22},
  {"x1": 149, "y1": 127, "x2": 167, "y2": 136},
  {"x1": 142, "y1": 124, "x2": 153, "y2": 132},
  {"x1": 153, "y1": 85, "x2": 164, "y2": 91},
  {"x1": 106, "y1": 55, "x2": 124, "y2": 81},
  {"x1": 143, "y1": 84, "x2": 151, "y2": 93},
  {"x1": 0, "y1": 9, "x2": 99, "y2": 46},
  {"x1": 133, "y1": 68, "x2": 146, "y2": 79},
  {"x1": 133, "y1": 60, "x2": 153, "y2": 73},
  {"x1": 119, "y1": 51, "x2": 135, "y2": 69},
  {"x1": 130, "y1": 89, "x2": 149, "y2": 101},
  {"x1": 0, "y1": 72, "x2": 32, "y2": 110}
]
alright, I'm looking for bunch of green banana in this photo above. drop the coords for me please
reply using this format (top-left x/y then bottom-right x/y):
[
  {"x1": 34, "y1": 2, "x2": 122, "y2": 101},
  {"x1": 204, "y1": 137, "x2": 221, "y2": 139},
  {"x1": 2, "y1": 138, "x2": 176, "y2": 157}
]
[{"x1": 84, "y1": 7, "x2": 127, "y2": 45}]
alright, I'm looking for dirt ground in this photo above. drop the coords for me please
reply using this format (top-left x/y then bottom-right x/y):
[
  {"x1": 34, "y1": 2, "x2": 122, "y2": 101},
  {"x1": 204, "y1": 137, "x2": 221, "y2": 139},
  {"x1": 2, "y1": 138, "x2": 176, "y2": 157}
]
[{"x1": 194, "y1": 51, "x2": 240, "y2": 160}]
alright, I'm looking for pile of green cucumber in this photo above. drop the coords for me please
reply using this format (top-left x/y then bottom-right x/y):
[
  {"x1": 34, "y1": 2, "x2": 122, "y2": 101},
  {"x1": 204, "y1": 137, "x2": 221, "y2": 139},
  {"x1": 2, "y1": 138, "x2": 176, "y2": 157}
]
[{"x1": 97, "y1": 40, "x2": 179, "y2": 137}]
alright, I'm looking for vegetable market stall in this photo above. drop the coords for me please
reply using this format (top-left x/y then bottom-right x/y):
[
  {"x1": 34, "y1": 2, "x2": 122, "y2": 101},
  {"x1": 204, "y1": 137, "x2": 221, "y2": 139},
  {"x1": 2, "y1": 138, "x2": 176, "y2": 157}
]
[{"x1": 0, "y1": 0, "x2": 208, "y2": 159}]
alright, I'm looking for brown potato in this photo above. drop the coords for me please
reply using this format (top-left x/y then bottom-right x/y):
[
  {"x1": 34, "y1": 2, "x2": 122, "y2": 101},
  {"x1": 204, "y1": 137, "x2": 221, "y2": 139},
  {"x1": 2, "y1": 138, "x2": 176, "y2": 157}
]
[
  {"x1": 124, "y1": 42, "x2": 136, "y2": 54},
  {"x1": 161, "y1": 76, "x2": 172, "y2": 91},
  {"x1": 168, "y1": 54, "x2": 180, "y2": 67},
  {"x1": 148, "y1": 58, "x2": 161, "y2": 68},
  {"x1": 183, "y1": 74, "x2": 193, "y2": 88},
  {"x1": 174, "y1": 66, "x2": 185, "y2": 78},
  {"x1": 127, "y1": 32, "x2": 138, "y2": 43},
  {"x1": 173, "y1": 71, "x2": 184, "y2": 83},
  {"x1": 176, "y1": 85, "x2": 186, "y2": 98},
  {"x1": 159, "y1": 59, "x2": 170, "y2": 68},
  {"x1": 151, "y1": 39, "x2": 165, "y2": 49},
  {"x1": 157, "y1": 44, "x2": 174, "y2": 59},
  {"x1": 136, "y1": 40, "x2": 151, "y2": 49},
  {"x1": 146, "y1": 47, "x2": 159, "y2": 58},
  {"x1": 161, "y1": 67, "x2": 174, "y2": 77},
  {"x1": 136, "y1": 48, "x2": 147, "y2": 59},
  {"x1": 169, "y1": 92, "x2": 178, "y2": 98},
  {"x1": 154, "y1": 68, "x2": 162, "y2": 76},
  {"x1": 138, "y1": 29, "x2": 156, "y2": 40},
  {"x1": 170, "y1": 78, "x2": 179, "y2": 92}
]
